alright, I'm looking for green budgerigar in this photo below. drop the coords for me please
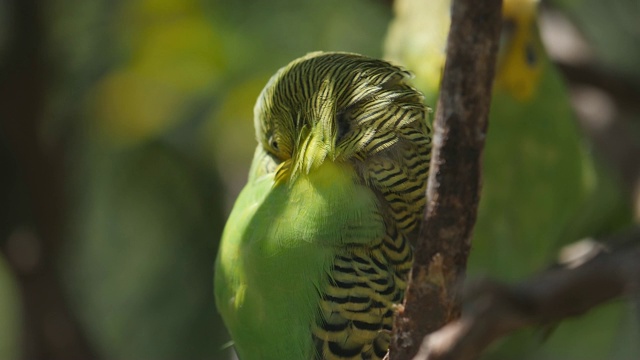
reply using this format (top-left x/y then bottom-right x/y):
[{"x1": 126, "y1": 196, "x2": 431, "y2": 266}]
[{"x1": 214, "y1": 52, "x2": 432, "y2": 359}]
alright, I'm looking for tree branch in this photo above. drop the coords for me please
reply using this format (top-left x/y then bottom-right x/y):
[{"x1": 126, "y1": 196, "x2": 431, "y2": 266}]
[
  {"x1": 389, "y1": 0, "x2": 503, "y2": 359},
  {"x1": 412, "y1": 225, "x2": 640, "y2": 360}
]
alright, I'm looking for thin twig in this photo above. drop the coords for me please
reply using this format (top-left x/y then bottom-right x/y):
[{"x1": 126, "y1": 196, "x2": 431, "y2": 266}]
[{"x1": 389, "y1": 0, "x2": 503, "y2": 359}]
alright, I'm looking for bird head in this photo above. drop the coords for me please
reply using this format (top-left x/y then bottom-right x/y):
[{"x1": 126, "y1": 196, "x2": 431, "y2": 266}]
[
  {"x1": 251, "y1": 52, "x2": 428, "y2": 186},
  {"x1": 495, "y1": 0, "x2": 544, "y2": 101}
]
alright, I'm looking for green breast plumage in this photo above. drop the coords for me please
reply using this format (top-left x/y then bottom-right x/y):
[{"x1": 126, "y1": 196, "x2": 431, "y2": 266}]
[
  {"x1": 214, "y1": 52, "x2": 431, "y2": 360},
  {"x1": 215, "y1": 160, "x2": 385, "y2": 359}
]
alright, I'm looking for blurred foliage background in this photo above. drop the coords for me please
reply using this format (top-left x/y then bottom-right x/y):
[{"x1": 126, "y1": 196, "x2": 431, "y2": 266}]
[{"x1": 0, "y1": 0, "x2": 638, "y2": 359}]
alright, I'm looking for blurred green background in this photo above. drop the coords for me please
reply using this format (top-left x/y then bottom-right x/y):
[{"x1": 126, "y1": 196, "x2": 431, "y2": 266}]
[{"x1": 0, "y1": 0, "x2": 638, "y2": 359}]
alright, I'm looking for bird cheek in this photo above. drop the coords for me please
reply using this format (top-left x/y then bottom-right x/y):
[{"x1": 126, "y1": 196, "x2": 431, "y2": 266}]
[{"x1": 274, "y1": 160, "x2": 292, "y2": 186}]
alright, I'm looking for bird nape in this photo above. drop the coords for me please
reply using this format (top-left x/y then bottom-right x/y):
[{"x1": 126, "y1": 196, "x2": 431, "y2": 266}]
[{"x1": 214, "y1": 52, "x2": 432, "y2": 360}]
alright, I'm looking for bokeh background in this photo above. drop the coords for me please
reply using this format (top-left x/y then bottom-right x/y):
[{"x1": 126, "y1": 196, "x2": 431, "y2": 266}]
[{"x1": 0, "y1": 0, "x2": 638, "y2": 359}]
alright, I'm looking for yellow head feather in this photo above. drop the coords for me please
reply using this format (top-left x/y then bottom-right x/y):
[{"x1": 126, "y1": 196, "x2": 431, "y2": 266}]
[{"x1": 495, "y1": 0, "x2": 544, "y2": 101}]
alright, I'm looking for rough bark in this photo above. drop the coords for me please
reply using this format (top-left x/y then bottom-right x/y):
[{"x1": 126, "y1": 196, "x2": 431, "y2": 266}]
[{"x1": 389, "y1": 0, "x2": 503, "y2": 359}]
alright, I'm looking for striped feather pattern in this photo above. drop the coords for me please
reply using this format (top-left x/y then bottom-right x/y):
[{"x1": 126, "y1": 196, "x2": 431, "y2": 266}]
[{"x1": 253, "y1": 52, "x2": 432, "y2": 359}]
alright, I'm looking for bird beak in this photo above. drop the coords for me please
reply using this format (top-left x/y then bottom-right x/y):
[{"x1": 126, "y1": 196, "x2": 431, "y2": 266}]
[
  {"x1": 273, "y1": 123, "x2": 333, "y2": 188},
  {"x1": 273, "y1": 80, "x2": 337, "y2": 187},
  {"x1": 274, "y1": 160, "x2": 292, "y2": 186}
]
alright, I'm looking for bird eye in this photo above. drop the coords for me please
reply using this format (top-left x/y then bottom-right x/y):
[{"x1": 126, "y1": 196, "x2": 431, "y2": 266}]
[
  {"x1": 267, "y1": 135, "x2": 280, "y2": 154},
  {"x1": 524, "y1": 42, "x2": 537, "y2": 67},
  {"x1": 336, "y1": 110, "x2": 350, "y2": 143},
  {"x1": 266, "y1": 134, "x2": 290, "y2": 161}
]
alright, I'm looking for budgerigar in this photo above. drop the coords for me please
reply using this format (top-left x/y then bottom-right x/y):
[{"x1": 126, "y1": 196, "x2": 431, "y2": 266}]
[{"x1": 214, "y1": 52, "x2": 432, "y2": 359}]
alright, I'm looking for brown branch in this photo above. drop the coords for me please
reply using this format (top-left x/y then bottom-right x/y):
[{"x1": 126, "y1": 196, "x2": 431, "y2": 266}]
[
  {"x1": 389, "y1": 0, "x2": 503, "y2": 359},
  {"x1": 412, "y1": 225, "x2": 640, "y2": 360}
]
